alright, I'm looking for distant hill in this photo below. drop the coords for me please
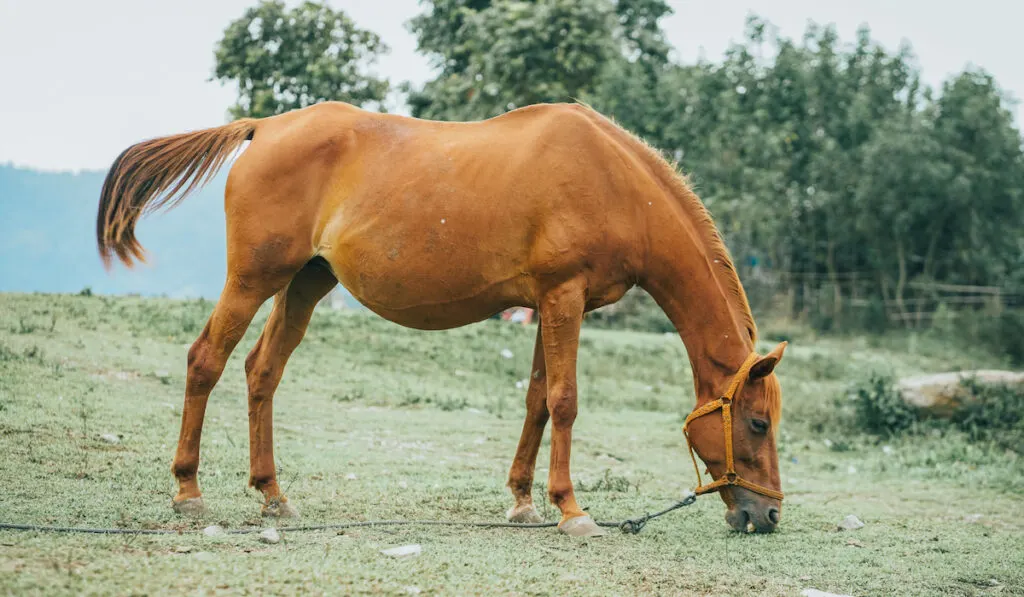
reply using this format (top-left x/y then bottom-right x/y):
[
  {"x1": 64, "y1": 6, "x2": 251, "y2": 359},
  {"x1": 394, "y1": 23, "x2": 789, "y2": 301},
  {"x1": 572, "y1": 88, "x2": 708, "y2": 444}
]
[{"x1": 1, "y1": 163, "x2": 234, "y2": 299}]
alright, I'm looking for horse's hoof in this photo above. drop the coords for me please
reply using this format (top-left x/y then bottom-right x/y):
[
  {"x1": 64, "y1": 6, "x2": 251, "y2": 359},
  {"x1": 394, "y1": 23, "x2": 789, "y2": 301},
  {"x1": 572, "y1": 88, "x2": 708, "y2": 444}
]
[
  {"x1": 172, "y1": 497, "x2": 207, "y2": 517},
  {"x1": 558, "y1": 515, "x2": 607, "y2": 537},
  {"x1": 262, "y1": 499, "x2": 300, "y2": 519},
  {"x1": 506, "y1": 504, "x2": 543, "y2": 524}
]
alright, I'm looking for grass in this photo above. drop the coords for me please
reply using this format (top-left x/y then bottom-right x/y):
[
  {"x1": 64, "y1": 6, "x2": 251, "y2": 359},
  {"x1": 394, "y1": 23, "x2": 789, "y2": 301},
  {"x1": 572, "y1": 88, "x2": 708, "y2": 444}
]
[{"x1": 0, "y1": 292, "x2": 1021, "y2": 596}]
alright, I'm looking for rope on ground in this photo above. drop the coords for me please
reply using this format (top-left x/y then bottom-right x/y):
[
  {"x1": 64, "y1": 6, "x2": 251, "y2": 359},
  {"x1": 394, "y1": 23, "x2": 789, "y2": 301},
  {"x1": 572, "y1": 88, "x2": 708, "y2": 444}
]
[{"x1": 0, "y1": 492, "x2": 697, "y2": 536}]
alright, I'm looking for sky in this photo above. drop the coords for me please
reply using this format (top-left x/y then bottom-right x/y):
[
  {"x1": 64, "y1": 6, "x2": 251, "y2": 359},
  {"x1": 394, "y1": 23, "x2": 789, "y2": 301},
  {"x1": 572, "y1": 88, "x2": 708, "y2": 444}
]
[{"x1": 1, "y1": 0, "x2": 1021, "y2": 172}]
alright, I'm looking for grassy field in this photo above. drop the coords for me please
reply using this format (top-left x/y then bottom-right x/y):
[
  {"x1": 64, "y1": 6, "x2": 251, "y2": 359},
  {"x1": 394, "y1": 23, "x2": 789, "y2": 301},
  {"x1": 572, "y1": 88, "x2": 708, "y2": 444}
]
[{"x1": 0, "y1": 292, "x2": 1021, "y2": 596}]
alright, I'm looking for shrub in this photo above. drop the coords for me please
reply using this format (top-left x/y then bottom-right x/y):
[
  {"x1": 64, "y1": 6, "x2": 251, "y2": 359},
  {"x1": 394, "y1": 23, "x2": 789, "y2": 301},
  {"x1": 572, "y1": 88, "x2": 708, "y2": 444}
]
[
  {"x1": 954, "y1": 377, "x2": 1024, "y2": 450},
  {"x1": 848, "y1": 372, "x2": 917, "y2": 437}
]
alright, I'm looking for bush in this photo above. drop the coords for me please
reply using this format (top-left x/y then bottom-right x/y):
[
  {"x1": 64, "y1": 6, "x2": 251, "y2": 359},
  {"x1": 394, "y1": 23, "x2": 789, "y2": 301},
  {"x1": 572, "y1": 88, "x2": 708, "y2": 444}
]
[
  {"x1": 848, "y1": 372, "x2": 917, "y2": 437},
  {"x1": 937, "y1": 308, "x2": 1024, "y2": 366},
  {"x1": 954, "y1": 377, "x2": 1024, "y2": 449},
  {"x1": 845, "y1": 371, "x2": 1024, "y2": 450}
]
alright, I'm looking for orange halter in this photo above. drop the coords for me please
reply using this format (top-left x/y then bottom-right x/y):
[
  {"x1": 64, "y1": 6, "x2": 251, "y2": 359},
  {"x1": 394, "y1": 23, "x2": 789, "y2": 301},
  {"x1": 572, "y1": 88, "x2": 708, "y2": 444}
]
[{"x1": 682, "y1": 353, "x2": 784, "y2": 501}]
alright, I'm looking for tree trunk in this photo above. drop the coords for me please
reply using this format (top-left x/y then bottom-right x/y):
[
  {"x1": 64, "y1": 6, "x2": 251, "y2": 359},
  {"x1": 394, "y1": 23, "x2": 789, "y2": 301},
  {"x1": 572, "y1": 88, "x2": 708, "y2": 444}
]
[{"x1": 895, "y1": 242, "x2": 911, "y2": 329}]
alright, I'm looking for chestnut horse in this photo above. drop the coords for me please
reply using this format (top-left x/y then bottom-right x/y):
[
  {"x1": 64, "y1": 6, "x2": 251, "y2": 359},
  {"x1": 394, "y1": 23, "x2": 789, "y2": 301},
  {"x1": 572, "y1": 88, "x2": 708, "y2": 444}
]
[{"x1": 97, "y1": 101, "x2": 787, "y2": 536}]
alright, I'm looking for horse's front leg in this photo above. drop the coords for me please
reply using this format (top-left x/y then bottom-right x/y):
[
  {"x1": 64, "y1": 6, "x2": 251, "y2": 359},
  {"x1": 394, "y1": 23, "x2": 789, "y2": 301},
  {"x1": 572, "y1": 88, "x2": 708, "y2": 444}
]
[
  {"x1": 539, "y1": 279, "x2": 605, "y2": 536},
  {"x1": 506, "y1": 323, "x2": 548, "y2": 523}
]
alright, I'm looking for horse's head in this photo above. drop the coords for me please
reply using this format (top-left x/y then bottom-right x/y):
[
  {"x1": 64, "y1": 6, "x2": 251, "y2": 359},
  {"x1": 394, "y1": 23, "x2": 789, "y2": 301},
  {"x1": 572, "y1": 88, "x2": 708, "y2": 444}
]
[{"x1": 683, "y1": 341, "x2": 787, "y2": 533}]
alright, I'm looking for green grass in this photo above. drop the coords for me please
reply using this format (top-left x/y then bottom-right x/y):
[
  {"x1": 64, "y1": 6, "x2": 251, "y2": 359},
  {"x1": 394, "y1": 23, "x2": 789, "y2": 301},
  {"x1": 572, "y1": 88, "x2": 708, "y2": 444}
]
[{"x1": 0, "y1": 293, "x2": 1021, "y2": 596}]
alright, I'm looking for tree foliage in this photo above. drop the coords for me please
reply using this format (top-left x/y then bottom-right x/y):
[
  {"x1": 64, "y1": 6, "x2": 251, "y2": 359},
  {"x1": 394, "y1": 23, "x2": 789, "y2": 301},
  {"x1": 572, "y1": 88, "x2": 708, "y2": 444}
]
[
  {"x1": 214, "y1": 0, "x2": 389, "y2": 118},
  {"x1": 406, "y1": 0, "x2": 673, "y2": 121}
]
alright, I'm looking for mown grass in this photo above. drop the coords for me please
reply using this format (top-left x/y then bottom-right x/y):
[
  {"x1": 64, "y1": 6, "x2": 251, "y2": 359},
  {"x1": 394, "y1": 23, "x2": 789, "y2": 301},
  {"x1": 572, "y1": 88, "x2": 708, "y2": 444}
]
[{"x1": 0, "y1": 292, "x2": 1021, "y2": 596}]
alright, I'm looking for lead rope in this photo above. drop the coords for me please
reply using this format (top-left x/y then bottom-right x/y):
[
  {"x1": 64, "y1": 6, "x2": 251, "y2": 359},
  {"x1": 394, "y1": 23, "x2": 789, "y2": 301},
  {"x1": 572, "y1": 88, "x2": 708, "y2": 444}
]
[{"x1": 0, "y1": 492, "x2": 697, "y2": 537}]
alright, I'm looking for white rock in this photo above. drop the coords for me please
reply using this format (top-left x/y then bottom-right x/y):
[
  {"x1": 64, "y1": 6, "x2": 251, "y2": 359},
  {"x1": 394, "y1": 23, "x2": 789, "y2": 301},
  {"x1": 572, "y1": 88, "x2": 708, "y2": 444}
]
[
  {"x1": 801, "y1": 589, "x2": 853, "y2": 597},
  {"x1": 259, "y1": 528, "x2": 281, "y2": 544},
  {"x1": 500, "y1": 348, "x2": 514, "y2": 359},
  {"x1": 203, "y1": 525, "x2": 225, "y2": 537},
  {"x1": 381, "y1": 544, "x2": 421, "y2": 558},
  {"x1": 346, "y1": 473, "x2": 358, "y2": 480},
  {"x1": 847, "y1": 465, "x2": 857, "y2": 474},
  {"x1": 404, "y1": 587, "x2": 422, "y2": 595},
  {"x1": 837, "y1": 515, "x2": 865, "y2": 531},
  {"x1": 100, "y1": 434, "x2": 120, "y2": 444},
  {"x1": 882, "y1": 445, "x2": 893, "y2": 455},
  {"x1": 193, "y1": 551, "x2": 215, "y2": 562},
  {"x1": 823, "y1": 439, "x2": 833, "y2": 448}
]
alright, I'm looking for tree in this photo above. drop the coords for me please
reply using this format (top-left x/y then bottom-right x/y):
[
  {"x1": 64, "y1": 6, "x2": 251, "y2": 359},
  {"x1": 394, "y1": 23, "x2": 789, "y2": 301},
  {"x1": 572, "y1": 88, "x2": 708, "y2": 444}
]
[
  {"x1": 214, "y1": 1, "x2": 389, "y2": 119},
  {"x1": 406, "y1": 0, "x2": 673, "y2": 121}
]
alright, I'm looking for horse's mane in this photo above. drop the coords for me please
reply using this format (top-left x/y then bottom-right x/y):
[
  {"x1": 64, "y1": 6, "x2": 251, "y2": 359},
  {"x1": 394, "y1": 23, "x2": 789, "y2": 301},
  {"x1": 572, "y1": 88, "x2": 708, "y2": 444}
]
[{"x1": 575, "y1": 103, "x2": 759, "y2": 345}]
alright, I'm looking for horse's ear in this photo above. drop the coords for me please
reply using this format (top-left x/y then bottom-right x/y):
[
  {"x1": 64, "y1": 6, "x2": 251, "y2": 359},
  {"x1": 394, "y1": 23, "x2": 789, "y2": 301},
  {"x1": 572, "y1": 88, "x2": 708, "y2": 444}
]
[{"x1": 750, "y1": 341, "x2": 788, "y2": 380}]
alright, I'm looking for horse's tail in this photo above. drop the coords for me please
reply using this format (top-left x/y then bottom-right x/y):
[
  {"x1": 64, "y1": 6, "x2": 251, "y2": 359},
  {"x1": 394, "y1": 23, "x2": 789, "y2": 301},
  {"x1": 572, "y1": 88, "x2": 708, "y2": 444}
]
[{"x1": 96, "y1": 118, "x2": 259, "y2": 268}]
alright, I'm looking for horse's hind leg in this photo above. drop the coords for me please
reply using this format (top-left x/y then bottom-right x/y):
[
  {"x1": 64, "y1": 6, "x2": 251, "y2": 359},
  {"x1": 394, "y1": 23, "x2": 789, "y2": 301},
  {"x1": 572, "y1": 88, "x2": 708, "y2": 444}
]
[
  {"x1": 171, "y1": 279, "x2": 276, "y2": 515},
  {"x1": 244, "y1": 260, "x2": 337, "y2": 518},
  {"x1": 506, "y1": 324, "x2": 549, "y2": 523}
]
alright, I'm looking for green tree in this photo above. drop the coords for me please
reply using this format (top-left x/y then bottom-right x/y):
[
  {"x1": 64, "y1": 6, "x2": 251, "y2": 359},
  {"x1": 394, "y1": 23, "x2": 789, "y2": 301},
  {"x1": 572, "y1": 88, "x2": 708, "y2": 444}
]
[
  {"x1": 214, "y1": 1, "x2": 390, "y2": 118},
  {"x1": 406, "y1": 0, "x2": 673, "y2": 121}
]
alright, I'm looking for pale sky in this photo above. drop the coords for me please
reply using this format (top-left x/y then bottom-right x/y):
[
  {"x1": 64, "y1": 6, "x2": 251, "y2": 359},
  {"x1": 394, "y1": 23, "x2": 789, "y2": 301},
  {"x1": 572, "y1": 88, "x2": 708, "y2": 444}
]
[{"x1": 1, "y1": 0, "x2": 1020, "y2": 172}]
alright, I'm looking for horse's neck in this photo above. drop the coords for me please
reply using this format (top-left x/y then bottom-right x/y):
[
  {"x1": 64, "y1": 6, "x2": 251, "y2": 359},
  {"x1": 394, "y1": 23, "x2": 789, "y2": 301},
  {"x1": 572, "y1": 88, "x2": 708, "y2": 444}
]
[{"x1": 640, "y1": 208, "x2": 753, "y2": 401}]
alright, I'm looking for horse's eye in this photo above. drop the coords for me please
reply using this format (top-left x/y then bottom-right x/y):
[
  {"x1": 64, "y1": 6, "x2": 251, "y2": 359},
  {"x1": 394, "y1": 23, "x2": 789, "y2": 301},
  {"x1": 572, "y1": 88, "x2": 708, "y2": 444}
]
[{"x1": 750, "y1": 419, "x2": 769, "y2": 434}]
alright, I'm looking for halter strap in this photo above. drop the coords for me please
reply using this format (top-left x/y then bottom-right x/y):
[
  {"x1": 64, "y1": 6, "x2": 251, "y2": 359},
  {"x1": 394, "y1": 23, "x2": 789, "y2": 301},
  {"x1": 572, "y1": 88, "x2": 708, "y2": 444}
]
[{"x1": 682, "y1": 353, "x2": 783, "y2": 502}]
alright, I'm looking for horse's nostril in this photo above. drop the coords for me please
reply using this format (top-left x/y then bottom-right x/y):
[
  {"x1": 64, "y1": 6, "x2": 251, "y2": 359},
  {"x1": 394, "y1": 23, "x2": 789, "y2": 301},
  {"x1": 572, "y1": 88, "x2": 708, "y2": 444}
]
[{"x1": 768, "y1": 508, "x2": 780, "y2": 524}]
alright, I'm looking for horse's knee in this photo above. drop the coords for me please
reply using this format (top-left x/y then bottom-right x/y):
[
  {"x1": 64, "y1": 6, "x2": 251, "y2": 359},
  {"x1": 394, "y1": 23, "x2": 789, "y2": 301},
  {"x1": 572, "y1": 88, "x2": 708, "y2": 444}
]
[{"x1": 547, "y1": 387, "x2": 577, "y2": 429}]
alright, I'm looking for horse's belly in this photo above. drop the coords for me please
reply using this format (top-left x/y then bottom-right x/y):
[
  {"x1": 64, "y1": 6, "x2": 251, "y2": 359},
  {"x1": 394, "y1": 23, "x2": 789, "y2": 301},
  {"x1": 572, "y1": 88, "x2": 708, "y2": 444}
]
[{"x1": 321, "y1": 225, "x2": 531, "y2": 330}]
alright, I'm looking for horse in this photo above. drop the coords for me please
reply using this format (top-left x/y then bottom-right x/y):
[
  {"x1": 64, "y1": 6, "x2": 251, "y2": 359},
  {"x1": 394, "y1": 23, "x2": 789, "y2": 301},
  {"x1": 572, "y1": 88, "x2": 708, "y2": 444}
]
[{"x1": 96, "y1": 101, "x2": 788, "y2": 537}]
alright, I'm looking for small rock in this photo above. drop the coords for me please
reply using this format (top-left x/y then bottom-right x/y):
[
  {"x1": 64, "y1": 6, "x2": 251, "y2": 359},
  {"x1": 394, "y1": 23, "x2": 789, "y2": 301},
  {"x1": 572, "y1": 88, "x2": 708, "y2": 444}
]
[
  {"x1": 801, "y1": 590, "x2": 853, "y2": 597},
  {"x1": 174, "y1": 545, "x2": 193, "y2": 554},
  {"x1": 988, "y1": 579, "x2": 1001, "y2": 587},
  {"x1": 847, "y1": 465, "x2": 857, "y2": 474},
  {"x1": 473, "y1": 436, "x2": 486, "y2": 445},
  {"x1": 203, "y1": 525, "x2": 225, "y2": 537},
  {"x1": 381, "y1": 544, "x2": 421, "y2": 558},
  {"x1": 346, "y1": 473, "x2": 358, "y2": 480},
  {"x1": 882, "y1": 445, "x2": 894, "y2": 455},
  {"x1": 404, "y1": 587, "x2": 422, "y2": 595},
  {"x1": 100, "y1": 434, "x2": 120, "y2": 444},
  {"x1": 964, "y1": 513, "x2": 983, "y2": 523},
  {"x1": 259, "y1": 528, "x2": 281, "y2": 544},
  {"x1": 799, "y1": 576, "x2": 812, "y2": 582},
  {"x1": 193, "y1": 551, "x2": 215, "y2": 562},
  {"x1": 845, "y1": 539, "x2": 864, "y2": 548},
  {"x1": 837, "y1": 515, "x2": 865, "y2": 531},
  {"x1": 499, "y1": 348, "x2": 514, "y2": 359},
  {"x1": 823, "y1": 439, "x2": 833, "y2": 448}
]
